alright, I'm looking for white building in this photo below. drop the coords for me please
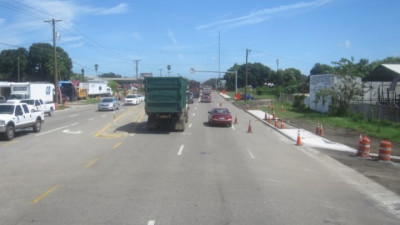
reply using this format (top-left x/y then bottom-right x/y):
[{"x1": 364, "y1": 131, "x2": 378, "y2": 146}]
[{"x1": 309, "y1": 74, "x2": 362, "y2": 113}]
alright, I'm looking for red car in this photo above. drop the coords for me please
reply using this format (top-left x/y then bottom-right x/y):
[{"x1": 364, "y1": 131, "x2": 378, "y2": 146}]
[{"x1": 208, "y1": 108, "x2": 232, "y2": 127}]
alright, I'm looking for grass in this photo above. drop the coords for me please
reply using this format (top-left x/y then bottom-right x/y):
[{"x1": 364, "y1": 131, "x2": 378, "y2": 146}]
[{"x1": 222, "y1": 90, "x2": 400, "y2": 143}]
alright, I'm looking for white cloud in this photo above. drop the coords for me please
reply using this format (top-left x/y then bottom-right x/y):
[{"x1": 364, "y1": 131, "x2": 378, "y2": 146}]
[
  {"x1": 345, "y1": 40, "x2": 351, "y2": 48},
  {"x1": 196, "y1": 0, "x2": 331, "y2": 30},
  {"x1": 167, "y1": 28, "x2": 178, "y2": 45},
  {"x1": 95, "y1": 3, "x2": 129, "y2": 15},
  {"x1": 131, "y1": 32, "x2": 142, "y2": 39}
]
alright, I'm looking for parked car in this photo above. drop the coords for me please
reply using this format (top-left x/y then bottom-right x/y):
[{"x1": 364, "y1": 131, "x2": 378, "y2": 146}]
[
  {"x1": 201, "y1": 93, "x2": 212, "y2": 103},
  {"x1": 0, "y1": 96, "x2": 6, "y2": 103},
  {"x1": 240, "y1": 93, "x2": 254, "y2": 100},
  {"x1": 98, "y1": 97, "x2": 120, "y2": 111},
  {"x1": 208, "y1": 107, "x2": 232, "y2": 127},
  {"x1": 124, "y1": 94, "x2": 140, "y2": 105}
]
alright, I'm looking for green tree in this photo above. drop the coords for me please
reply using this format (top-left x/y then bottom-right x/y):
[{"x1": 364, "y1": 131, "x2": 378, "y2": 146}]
[
  {"x1": 315, "y1": 57, "x2": 367, "y2": 115},
  {"x1": 0, "y1": 47, "x2": 28, "y2": 81},
  {"x1": 27, "y1": 43, "x2": 72, "y2": 82},
  {"x1": 107, "y1": 80, "x2": 119, "y2": 95},
  {"x1": 310, "y1": 63, "x2": 334, "y2": 75},
  {"x1": 99, "y1": 72, "x2": 122, "y2": 78},
  {"x1": 94, "y1": 64, "x2": 99, "y2": 76}
]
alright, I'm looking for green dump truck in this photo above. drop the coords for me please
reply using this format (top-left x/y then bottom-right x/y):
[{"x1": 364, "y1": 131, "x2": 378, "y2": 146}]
[{"x1": 145, "y1": 77, "x2": 188, "y2": 131}]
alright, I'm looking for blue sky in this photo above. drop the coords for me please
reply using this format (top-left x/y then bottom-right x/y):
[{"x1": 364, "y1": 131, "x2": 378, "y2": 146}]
[{"x1": 1, "y1": 0, "x2": 400, "y2": 82}]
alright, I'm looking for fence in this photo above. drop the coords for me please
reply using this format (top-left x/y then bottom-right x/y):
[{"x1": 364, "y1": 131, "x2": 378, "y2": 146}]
[{"x1": 279, "y1": 94, "x2": 400, "y2": 123}]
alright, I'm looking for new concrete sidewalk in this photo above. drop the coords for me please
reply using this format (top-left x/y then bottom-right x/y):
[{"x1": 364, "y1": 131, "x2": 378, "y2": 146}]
[{"x1": 219, "y1": 92, "x2": 400, "y2": 161}]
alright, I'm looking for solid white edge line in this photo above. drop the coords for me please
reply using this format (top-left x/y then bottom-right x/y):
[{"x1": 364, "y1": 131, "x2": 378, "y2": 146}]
[
  {"x1": 70, "y1": 123, "x2": 79, "y2": 126},
  {"x1": 178, "y1": 145, "x2": 184, "y2": 156},
  {"x1": 189, "y1": 123, "x2": 192, "y2": 128},
  {"x1": 35, "y1": 126, "x2": 69, "y2": 136},
  {"x1": 148, "y1": 220, "x2": 155, "y2": 225}
]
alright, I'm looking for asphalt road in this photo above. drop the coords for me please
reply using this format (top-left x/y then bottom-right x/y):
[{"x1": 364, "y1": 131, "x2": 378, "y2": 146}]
[{"x1": 0, "y1": 95, "x2": 399, "y2": 225}]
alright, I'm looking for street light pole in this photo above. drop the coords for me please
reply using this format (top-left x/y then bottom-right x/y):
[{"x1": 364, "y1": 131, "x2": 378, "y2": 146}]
[{"x1": 245, "y1": 49, "x2": 250, "y2": 102}]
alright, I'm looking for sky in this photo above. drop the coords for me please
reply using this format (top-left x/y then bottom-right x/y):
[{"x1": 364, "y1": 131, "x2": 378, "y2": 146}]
[{"x1": 0, "y1": 0, "x2": 400, "y2": 82}]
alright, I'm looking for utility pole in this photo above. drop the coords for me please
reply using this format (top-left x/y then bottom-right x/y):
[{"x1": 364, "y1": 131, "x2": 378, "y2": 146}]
[
  {"x1": 45, "y1": 18, "x2": 62, "y2": 106},
  {"x1": 159, "y1": 69, "x2": 163, "y2": 77},
  {"x1": 134, "y1": 60, "x2": 140, "y2": 92},
  {"x1": 17, "y1": 56, "x2": 20, "y2": 82},
  {"x1": 217, "y1": 31, "x2": 220, "y2": 89},
  {"x1": 245, "y1": 48, "x2": 251, "y2": 102}
]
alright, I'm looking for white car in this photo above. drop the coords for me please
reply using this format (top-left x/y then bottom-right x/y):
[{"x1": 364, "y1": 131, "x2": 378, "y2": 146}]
[
  {"x1": 124, "y1": 94, "x2": 140, "y2": 105},
  {"x1": 137, "y1": 94, "x2": 145, "y2": 102}
]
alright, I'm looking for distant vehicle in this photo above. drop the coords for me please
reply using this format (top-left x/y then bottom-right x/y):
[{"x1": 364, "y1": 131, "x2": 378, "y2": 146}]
[
  {"x1": 75, "y1": 86, "x2": 88, "y2": 100},
  {"x1": 9, "y1": 82, "x2": 55, "y2": 104},
  {"x1": 80, "y1": 82, "x2": 111, "y2": 98},
  {"x1": 60, "y1": 83, "x2": 77, "y2": 101},
  {"x1": 201, "y1": 93, "x2": 211, "y2": 103},
  {"x1": 187, "y1": 92, "x2": 194, "y2": 104},
  {"x1": 208, "y1": 108, "x2": 232, "y2": 127},
  {"x1": 124, "y1": 94, "x2": 140, "y2": 105},
  {"x1": 189, "y1": 81, "x2": 200, "y2": 98},
  {"x1": 0, "y1": 102, "x2": 45, "y2": 140},
  {"x1": 145, "y1": 77, "x2": 188, "y2": 131},
  {"x1": 98, "y1": 97, "x2": 120, "y2": 111},
  {"x1": 137, "y1": 94, "x2": 145, "y2": 102},
  {"x1": 241, "y1": 93, "x2": 254, "y2": 100},
  {"x1": 0, "y1": 96, "x2": 5, "y2": 103}
]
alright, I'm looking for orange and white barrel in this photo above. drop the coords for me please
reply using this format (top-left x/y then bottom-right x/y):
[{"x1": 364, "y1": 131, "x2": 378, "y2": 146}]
[
  {"x1": 378, "y1": 140, "x2": 392, "y2": 161},
  {"x1": 357, "y1": 136, "x2": 370, "y2": 157}
]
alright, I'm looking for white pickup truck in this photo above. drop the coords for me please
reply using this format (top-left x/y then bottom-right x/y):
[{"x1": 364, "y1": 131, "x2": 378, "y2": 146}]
[
  {"x1": 0, "y1": 102, "x2": 45, "y2": 140},
  {"x1": 19, "y1": 99, "x2": 55, "y2": 116}
]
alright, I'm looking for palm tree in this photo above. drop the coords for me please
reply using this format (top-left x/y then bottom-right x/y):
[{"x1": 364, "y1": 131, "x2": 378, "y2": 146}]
[
  {"x1": 167, "y1": 65, "x2": 171, "y2": 77},
  {"x1": 94, "y1": 64, "x2": 99, "y2": 76}
]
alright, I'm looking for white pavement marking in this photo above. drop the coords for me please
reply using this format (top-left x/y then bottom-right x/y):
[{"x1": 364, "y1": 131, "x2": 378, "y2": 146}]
[
  {"x1": 192, "y1": 113, "x2": 195, "y2": 117},
  {"x1": 148, "y1": 220, "x2": 155, "y2": 225},
  {"x1": 88, "y1": 118, "x2": 94, "y2": 121},
  {"x1": 63, "y1": 129, "x2": 82, "y2": 134},
  {"x1": 35, "y1": 126, "x2": 69, "y2": 136},
  {"x1": 178, "y1": 145, "x2": 184, "y2": 156},
  {"x1": 189, "y1": 123, "x2": 192, "y2": 128},
  {"x1": 195, "y1": 107, "x2": 198, "y2": 110},
  {"x1": 246, "y1": 148, "x2": 255, "y2": 159},
  {"x1": 70, "y1": 123, "x2": 78, "y2": 126},
  {"x1": 101, "y1": 114, "x2": 106, "y2": 117},
  {"x1": 68, "y1": 114, "x2": 78, "y2": 118}
]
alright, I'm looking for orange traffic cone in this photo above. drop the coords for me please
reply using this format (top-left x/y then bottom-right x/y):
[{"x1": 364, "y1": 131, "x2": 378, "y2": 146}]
[
  {"x1": 316, "y1": 123, "x2": 320, "y2": 135},
  {"x1": 267, "y1": 115, "x2": 271, "y2": 124},
  {"x1": 271, "y1": 105, "x2": 275, "y2": 111},
  {"x1": 280, "y1": 120, "x2": 284, "y2": 129},
  {"x1": 273, "y1": 111, "x2": 276, "y2": 120},
  {"x1": 234, "y1": 114, "x2": 238, "y2": 124},
  {"x1": 320, "y1": 124, "x2": 324, "y2": 136},
  {"x1": 296, "y1": 130, "x2": 302, "y2": 146},
  {"x1": 268, "y1": 102, "x2": 271, "y2": 108},
  {"x1": 247, "y1": 120, "x2": 253, "y2": 133},
  {"x1": 275, "y1": 119, "x2": 279, "y2": 127},
  {"x1": 264, "y1": 111, "x2": 268, "y2": 120},
  {"x1": 281, "y1": 105, "x2": 284, "y2": 112},
  {"x1": 246, "y1": 105, "x2": 249, "y2": 110}
]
